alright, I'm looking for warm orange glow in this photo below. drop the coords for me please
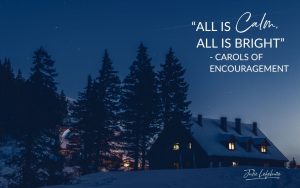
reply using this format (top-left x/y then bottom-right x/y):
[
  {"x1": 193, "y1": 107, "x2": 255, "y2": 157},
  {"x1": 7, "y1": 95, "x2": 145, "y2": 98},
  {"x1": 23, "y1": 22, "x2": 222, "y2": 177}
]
[{"x1": 123, "y1": 162, "x2": 130, "y2": 167}]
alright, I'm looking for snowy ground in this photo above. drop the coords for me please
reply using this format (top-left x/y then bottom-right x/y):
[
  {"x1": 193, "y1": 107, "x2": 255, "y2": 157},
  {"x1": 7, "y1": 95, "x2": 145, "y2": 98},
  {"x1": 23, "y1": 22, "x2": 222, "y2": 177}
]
[
  {"x1": 0, "y1": 139, "x2": 22, "y2": 187},
  {"x1": 45, "y1": 167, "x2": 300, "y2": 188}
]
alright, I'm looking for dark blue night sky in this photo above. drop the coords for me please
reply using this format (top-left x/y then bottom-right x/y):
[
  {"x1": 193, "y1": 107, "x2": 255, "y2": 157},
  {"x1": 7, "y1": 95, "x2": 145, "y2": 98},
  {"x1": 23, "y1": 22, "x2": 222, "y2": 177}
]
[{"x1": 0, "y1": 0, "x2": 299, "y2": 160}]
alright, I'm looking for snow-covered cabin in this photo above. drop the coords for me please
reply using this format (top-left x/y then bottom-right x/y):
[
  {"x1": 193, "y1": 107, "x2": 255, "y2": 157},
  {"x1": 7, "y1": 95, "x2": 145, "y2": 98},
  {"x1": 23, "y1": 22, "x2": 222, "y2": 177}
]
[
  {"x1": 148, "y1": 115, "x2": 288, "y2": 169},
  {"x1": 59, "y1": 127, "x2": 82, "y2": 160}
]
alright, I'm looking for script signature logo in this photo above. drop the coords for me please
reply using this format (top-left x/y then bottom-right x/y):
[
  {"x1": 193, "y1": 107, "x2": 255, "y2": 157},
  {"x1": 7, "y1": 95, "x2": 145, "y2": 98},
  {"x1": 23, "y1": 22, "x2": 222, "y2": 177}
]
[{"x1": 243, "y1": 169, "x2": 281, "y2": 181}]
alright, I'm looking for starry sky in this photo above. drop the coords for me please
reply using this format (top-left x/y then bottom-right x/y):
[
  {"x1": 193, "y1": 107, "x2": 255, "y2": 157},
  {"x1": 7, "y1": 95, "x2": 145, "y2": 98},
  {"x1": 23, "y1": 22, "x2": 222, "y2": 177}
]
[{"x1": 0, "y1": 0, "x2": 299, "y2": 162}]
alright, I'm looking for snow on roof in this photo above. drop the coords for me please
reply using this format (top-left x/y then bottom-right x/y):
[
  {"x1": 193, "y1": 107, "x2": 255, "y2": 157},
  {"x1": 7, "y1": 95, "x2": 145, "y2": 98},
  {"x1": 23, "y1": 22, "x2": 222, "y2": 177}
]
[
  {"x1": 61, "y1": 129, "x2": 71, "y2": 139},
  {"x1": 190, "y1": 118, "x2": 288, "y2": 161}
]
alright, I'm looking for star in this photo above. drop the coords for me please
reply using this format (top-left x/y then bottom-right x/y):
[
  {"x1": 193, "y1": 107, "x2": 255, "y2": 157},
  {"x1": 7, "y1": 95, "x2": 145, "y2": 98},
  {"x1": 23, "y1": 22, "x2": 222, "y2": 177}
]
[{"x1": 54, "y1": 25, "x2": 60, "y2": 31}]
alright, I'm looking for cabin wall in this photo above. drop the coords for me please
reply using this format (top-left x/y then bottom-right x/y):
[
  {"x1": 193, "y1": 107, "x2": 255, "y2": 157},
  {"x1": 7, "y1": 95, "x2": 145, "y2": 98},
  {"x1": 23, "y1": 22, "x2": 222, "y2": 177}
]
[
  {"x1": 148, "y1": 127, "x2": 200, "y2": 169},
  {"x1": 148, "y1": 124, "x2": 286, "y2": 169},
  {"x1": 149, "y1": 140, "x2": 286, "y2": 169},
  {"x1": 150, "y1": 151, "x2": 285, "y2": 169},
  {"x1": 205, "y1": 156, "x2": 286, "y2": 168}
]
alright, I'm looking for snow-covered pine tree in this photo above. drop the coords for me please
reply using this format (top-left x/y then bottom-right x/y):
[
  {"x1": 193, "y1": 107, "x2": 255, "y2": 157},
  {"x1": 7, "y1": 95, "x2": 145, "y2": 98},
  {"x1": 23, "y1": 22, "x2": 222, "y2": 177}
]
[
  {"x1": 158, "y1": 48, "x2": 191, "y2": 130},
  {"x1": 74, "y1": 51, "x2": 122, "y2": 173},
  {"x1": 74, "y1": 75, "x2": 100, "y2": 174},
  {"x1": 94, "y1": 50, "x2": 121, "y2": 170},
  {"x1": 0, "y1": 59, "x2": 24, "y2": 188},
  {"x1": 19, "y1": 47, "x2": 65, "y2": 187},
  {"x1": 121, "y1": 43, "x2": 160, "y2": 170}
]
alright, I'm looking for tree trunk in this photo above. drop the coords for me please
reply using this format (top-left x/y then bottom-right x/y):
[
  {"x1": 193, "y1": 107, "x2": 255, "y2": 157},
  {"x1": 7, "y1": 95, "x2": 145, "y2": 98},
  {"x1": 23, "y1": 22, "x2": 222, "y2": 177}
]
[
  {"x1": 133, "y1": 135, "x2": 139, "y2": 170},
  {"x1": 141, "y1": 136, "x2": 146, "y2": 170}
]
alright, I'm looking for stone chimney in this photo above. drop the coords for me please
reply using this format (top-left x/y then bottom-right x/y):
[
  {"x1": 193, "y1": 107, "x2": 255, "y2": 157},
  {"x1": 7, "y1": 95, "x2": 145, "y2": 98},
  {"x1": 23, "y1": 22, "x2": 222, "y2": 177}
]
[
  {"x1": 220, "y1": 117, "x2": 227, "y2": 132},
  {"x1": 252, "y1": 122, "x2": 258, "y2": 136},
  {"x1": 197, "y1": 114, "x2": 203, "y2": 126},
  {"x1": 235, "y1": 118, "x2": 241, "y2": 134}
]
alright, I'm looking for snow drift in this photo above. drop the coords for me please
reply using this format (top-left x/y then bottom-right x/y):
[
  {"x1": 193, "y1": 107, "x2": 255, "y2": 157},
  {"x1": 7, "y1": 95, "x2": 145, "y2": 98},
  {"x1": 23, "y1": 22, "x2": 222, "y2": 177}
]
[{"x1": 45, "y1": 167, "x2": 300, "y2": 188}]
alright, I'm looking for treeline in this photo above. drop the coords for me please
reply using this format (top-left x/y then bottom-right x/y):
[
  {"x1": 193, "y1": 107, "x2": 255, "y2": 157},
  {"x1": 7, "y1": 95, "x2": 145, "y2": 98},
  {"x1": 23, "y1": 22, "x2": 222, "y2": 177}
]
[
  {"x1": 0, "y1": 43, "x2": 191, "y2": 187},
  {"x1": 0, "y1": 47, "x2": 67, "y2": 187}
]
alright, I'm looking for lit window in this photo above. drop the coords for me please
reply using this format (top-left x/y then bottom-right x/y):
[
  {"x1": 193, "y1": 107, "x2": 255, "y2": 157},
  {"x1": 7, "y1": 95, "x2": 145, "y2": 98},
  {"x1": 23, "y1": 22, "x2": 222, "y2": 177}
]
[
  {"x1": 173, "y1": 143, "x2": 180, "y2": 150},
  {"x1": 260, "y1": 145, "x2": 267, "y2": 153},
  {"x1": 123, "y1": 162, "x2": 130, "y2": 168},
  {"x1": 228, "y1": 142, "x2": 235, "y2": 150},
  {"x1": 232, "y1": 161, "x2": 238, "y2": 167},
  {"x1": 188, "y1": 142, "x2": 192, "y2": 149}
]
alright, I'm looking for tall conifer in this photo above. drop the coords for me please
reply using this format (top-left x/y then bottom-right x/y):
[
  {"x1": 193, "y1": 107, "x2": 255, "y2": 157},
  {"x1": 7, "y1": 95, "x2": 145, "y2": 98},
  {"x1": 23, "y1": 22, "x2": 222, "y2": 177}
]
[
  {"x1": 158, "y1": 48, "x2": 191, "y2": 129},
  {"x1": 121, "y1": 43, "x2": 160, "y2": 170}
]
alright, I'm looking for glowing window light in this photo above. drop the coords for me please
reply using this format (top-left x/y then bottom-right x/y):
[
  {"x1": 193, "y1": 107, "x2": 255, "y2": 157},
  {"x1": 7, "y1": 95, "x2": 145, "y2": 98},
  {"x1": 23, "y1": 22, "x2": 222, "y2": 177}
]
[
  {"x1": 232, "y1": 161, "x2": 238, "y2": 167},
  {"x1": 260, "y1": 145, "x2": 267, "y2": 153},
  {"x1": 228, "y1": 142, "x2": 235, "y2": 150},
  {"x1": 173, "y1": 143, "x2": 180, "y2": 150},
  {"x1": 123, "y1": 162, "x2": 130, "y2": 167},
  {"x1": 188, "y1": 142, "x2": 192, "y2": 149}
]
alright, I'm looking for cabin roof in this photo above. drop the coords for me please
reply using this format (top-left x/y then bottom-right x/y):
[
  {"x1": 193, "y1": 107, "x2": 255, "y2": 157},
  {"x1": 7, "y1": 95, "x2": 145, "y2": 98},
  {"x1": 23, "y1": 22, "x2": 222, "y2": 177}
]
[{"x1": 190, "y1": 117, "x2": 288, "y2": 161}]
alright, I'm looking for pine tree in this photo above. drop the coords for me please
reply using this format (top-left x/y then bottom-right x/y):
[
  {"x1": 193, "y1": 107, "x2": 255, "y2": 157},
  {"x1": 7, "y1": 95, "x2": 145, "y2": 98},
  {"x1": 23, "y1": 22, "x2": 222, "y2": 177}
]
[
  {"x1": 0, "y1": 60, "x2": 28, "y2": 187},
  {"x1": 94, "y1": 50, "x2": 121, "y2": 169},
  {"x1": 121, "y1": 43, "x2": 160, "y2": 170},
  {"x1": 74, "y1": 51, "x2": 121, "y2": 172},
  {"x1": 0, "y1": 50, "x2": 64, "y2": 187},
  {"x1": 74, "y1": 75, "x2": 94, "y2": 126},
  {"x1": 12, "y1": 69, "x2": 29, "y2": 135},
  {"x1": 16, "y1": 69, "x2": 24, "y2": 81},
  {"x1": 0, "y1": 58, "x2": 15, "y2": 134},
  {"x1": 20, "y1": 47, "x2": 64, "y2": 187},
  {"x1": 0, "y1": 60, "x2": 29, "y2": 187},
  {"x1": 289, "y1": 157, "x2": 297, "y2": 168},
  {"x1": 158, "y1": 48, "x2": 191, "y2": 130},
  {"x1": 30, "y1": 47, "x2": 57, "y2": 91},
  {"x1": 58, "y1": 90, "x2": 69, "y2": 123},
  {"x1": 74, "y1": 75, "x2": 99, "y2": 173}
]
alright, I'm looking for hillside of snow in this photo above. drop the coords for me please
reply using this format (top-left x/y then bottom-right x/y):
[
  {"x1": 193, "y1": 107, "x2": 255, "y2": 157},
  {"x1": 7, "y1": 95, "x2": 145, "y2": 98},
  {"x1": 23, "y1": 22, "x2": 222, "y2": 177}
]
[{"x1": 45, "y1": 167, "x2": 300, "y2": 188}]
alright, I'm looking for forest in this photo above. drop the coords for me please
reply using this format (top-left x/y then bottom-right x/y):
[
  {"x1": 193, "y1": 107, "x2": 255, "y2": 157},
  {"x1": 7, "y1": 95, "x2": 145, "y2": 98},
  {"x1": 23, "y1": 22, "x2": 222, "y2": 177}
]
[{"x1": 0, "y1": 43, "x2": 191, "y2": 188}]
